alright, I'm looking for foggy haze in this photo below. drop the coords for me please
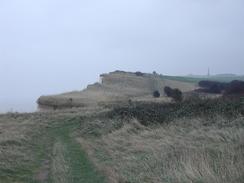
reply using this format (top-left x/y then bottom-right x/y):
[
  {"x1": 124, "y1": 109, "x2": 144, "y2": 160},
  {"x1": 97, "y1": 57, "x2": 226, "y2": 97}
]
[{"x1": 1, "y1": 0, "x2": 244, "y2": 112}]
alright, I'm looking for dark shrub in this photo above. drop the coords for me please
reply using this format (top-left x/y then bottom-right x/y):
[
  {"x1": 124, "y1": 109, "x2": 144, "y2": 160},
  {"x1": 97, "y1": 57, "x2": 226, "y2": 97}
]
[
  {"x1": 135, "y1": 71, "x2": 144, "y2": 76},
  {"x1": 198, "y1": 80, "x2": 244, "y2": 95},
  {"x1": 164, "y1": 86, "x2": 173, "y2": 96},
  {"x1": 225, "y1": 80, "x2": 244, "y2": 95},
  {"x1": 164, "y1": 86, "x2": 182, "y2": 102},
  {"x1": 198, "y1": 80, "x2": 227, "y2": 94},
  {"x1": 172, "y1": 89, "x2": 183, "y2": 102},
  {"x1": 107, "y1": 96, "x2": 244, "y2": 126},
  {"x1": 153, "y1": 90, "x2": 160, "y2": 98}
]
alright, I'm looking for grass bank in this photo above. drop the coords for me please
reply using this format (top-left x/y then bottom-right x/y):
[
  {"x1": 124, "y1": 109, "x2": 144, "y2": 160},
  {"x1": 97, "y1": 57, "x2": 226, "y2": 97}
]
[
  {"x1": 1, "y1": 96, "x2": 244, "y2": 183},
  {"x1": 49, "y1": 118, "x2": 106, "y2": 183},
  {"x1": 76, "y1": 97, "x2": 244, "y2": 183},
  {"x1": 0, "y1": 113, "x2": 107, "y2": 183}
]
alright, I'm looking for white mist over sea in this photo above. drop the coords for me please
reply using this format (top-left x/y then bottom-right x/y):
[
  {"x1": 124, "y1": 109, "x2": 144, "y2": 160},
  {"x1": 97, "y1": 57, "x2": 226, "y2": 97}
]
[{"x1": 0, "y1": 97, "x2": 37, "y2": 113}]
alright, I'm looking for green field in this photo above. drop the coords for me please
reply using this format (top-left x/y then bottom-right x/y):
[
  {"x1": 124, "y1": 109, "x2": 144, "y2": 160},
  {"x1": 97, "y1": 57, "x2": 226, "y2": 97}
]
[{"x1": 161, "y1": 74, "x2": 244, "y2": 83}]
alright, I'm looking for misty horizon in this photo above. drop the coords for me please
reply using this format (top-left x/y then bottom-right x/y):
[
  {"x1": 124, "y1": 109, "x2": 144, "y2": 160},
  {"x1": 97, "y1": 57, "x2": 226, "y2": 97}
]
[
  {"x1": 1, "y1": 0, "x2": 244, "y2": 112},
  {"x1": 1, "y1": 70, "x2": 243, "y2": 113}
]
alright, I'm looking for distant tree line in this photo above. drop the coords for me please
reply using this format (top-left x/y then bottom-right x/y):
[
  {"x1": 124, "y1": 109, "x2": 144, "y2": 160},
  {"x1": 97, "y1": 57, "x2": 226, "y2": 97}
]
[
  {"x1": 198, "y1": 80, "x2": 244, "y2": 95},
  {"x1": 135, "y1": 71, "x2": 144, "y2": 76}
]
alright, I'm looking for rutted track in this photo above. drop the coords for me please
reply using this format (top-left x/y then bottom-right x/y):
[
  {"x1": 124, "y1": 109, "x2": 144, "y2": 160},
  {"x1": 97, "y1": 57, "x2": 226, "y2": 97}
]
[
  {"x1": 0, "y1": 110, "x2": 107, "y2": 183},
  {"x1": 47, "y1": 120, "x2": 106, "y2": 183}
]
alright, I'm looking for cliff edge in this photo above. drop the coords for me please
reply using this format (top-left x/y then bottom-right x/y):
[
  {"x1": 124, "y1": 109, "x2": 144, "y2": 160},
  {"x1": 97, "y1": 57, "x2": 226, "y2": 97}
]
[{"x1": 37, "y1": 71, "x2": 196, "y2": 110}]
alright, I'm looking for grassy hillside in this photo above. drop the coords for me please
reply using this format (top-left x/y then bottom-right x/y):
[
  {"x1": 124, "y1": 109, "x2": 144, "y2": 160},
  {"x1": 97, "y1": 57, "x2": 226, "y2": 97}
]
[
  {"x1": 1, "y1": 96, "x2": 244, "y2": 182},
  {"x1": 77, "y1": 97, "x2": 244, "y2": 183},
  {"x1": 0, "y1": 109, "x2": 107, "y2": 183},
  {"x1": 38, "y1": 71, "x2": 196, "y2": 110}
]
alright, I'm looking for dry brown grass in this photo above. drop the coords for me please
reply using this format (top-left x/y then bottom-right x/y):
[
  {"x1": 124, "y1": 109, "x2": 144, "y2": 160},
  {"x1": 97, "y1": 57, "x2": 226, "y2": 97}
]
[
  {"x1": 2, "y1": 96, "x2": 243, "y2": 183},
  {"x1": 0, "y1": 115, "x2": 36, "y2": 164},
  {"x1": 0, "y1": 113, "x2": 50, "y2": 182},
  {"x1": 78, "y1": 118, "x2": 244, "y2": 183},
  {"x1": 0, "y1": 110, "x2": 108, "y2": 183}
]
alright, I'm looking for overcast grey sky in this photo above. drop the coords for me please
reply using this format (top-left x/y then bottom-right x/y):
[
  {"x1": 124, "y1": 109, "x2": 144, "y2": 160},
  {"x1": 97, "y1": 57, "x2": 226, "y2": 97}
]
[{"x1": 1, "y1": 0, "x2": 244, "y2": 112}]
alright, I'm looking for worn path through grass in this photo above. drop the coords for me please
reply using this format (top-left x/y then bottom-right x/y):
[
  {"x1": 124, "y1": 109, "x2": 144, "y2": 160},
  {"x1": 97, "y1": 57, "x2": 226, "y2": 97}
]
[
  {"x1": 0, "y1": 114, "x2": 107, "y2": 183},
  {"x1": 47, "y1": 119, "x2": 107, "y2": 183}
]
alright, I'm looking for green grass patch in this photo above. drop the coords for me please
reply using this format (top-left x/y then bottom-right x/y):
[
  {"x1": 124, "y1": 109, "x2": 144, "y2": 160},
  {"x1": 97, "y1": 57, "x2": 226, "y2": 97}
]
[
  {"x1": 161, "y1": 75, "x2": 244, "y2": 84},
  {"x1": 49, "y1": 118, "x2": 107, "y2": 183}
]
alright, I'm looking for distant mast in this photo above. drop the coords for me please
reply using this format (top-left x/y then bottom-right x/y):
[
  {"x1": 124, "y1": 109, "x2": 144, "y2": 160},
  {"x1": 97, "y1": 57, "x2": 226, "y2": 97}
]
[{"x1": 207, "y1": 68, "x2": 210, "y2": 78}]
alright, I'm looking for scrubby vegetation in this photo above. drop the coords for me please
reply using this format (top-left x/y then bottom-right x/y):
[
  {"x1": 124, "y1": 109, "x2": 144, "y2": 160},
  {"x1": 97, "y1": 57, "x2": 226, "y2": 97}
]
[
  {"x1": 164, "y1": 86, "x2": 183, "y2": 102},
  {"x1": 2, "y1": 87, "x2": 244, "y2": 183},
  {"x1": 225, "y1": 80, "x2": 244, "y2": 95},
  {"x1": 135, "y1": 71, "x2": 144, "y2": 76},
  {"x1": 153, "y1": 90, "x2": 160, "y2": 98},
  {"x1": 78, "y1": 96, "x2": 244, "y2": 183},
  {"x1": 198, "y1": 80, "x2": 244, "y2": 95},
  {"x1": 107, "y1": 96, "x2": 244, "y2": 126}
]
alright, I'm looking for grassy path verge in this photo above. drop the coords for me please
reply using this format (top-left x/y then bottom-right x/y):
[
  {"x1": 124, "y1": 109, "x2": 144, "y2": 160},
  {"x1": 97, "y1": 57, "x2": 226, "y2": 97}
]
[
  {"x1": 47, "y1": 119, "x2": 107, "y2": 183},
  {"x1": 0, "y1": 115, "x2": 107, "y2": 183}
]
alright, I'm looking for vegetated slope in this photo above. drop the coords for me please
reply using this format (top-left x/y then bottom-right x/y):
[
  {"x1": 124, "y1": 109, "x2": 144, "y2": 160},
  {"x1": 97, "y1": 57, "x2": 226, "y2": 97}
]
[
  {"x1": 37, "y1": 71, "x2": 196, "y2": 110},
  {"x1": 1, "y1": 96, "x2": 244, "y2": 183},
  {"x1": 0, "y1": 109, "x2": 108, "y2": 183},
  {"x1": 77, "y1": 96, "x2": 244, "y2": 183}
]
